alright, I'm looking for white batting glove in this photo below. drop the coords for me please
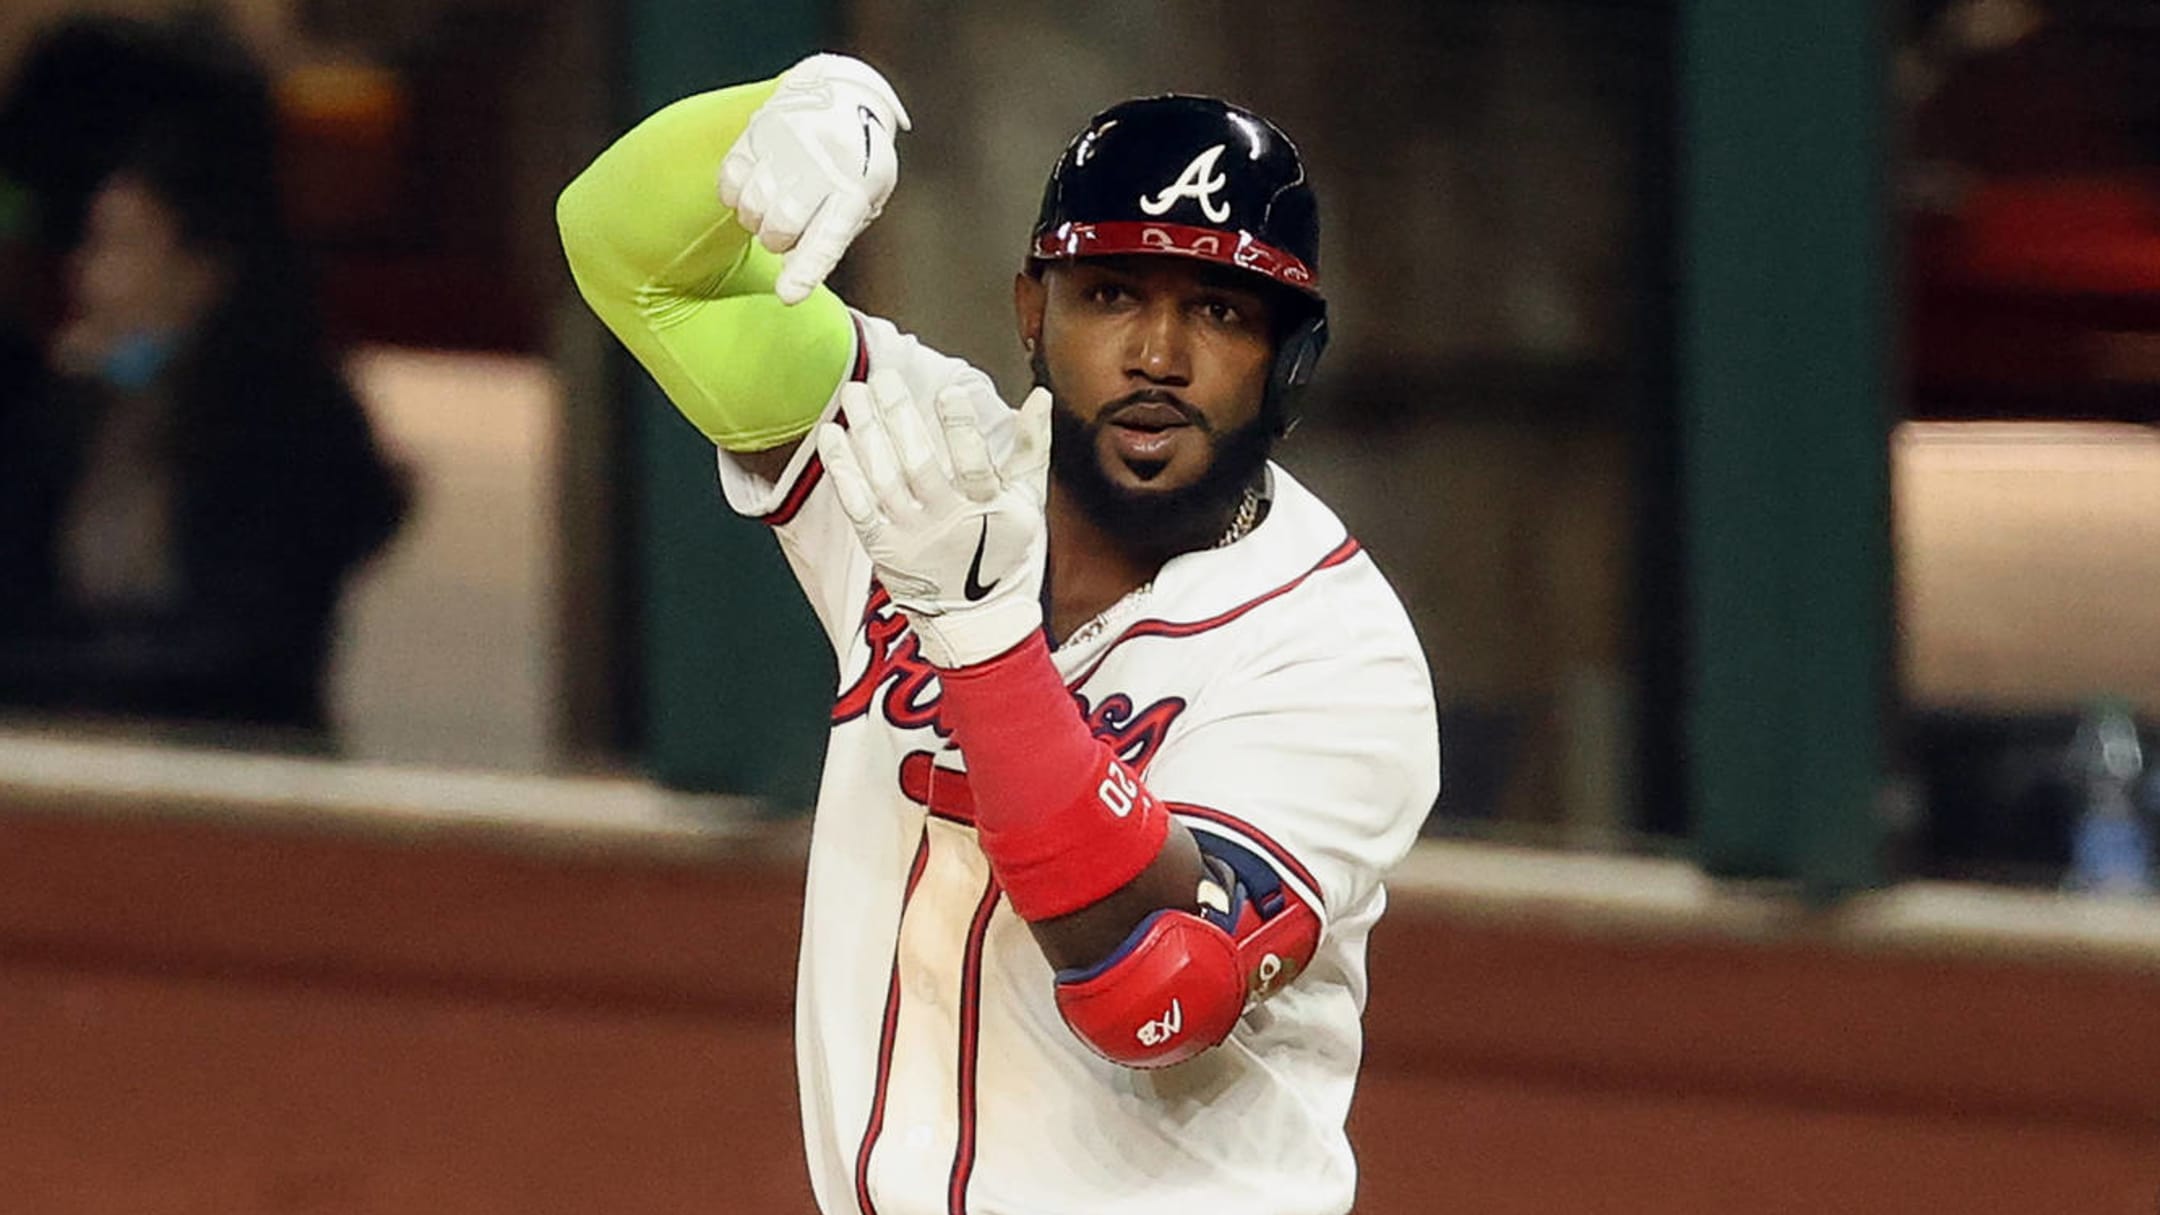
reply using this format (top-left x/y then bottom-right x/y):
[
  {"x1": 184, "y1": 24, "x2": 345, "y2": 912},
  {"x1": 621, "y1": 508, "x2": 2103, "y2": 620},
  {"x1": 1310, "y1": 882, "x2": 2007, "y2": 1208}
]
[
  {"x1": 718, "y1": 53, "x2": 911, "y2": 306},
  {"x1": 816, "y1": 371, "x2": 1053, "y2": 669}
]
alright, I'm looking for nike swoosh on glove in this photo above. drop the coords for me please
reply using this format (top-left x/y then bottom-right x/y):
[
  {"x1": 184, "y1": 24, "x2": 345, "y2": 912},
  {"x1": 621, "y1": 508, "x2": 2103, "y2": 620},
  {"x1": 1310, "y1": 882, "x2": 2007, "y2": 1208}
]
[
  {"x1": 816, "y1": 369, "x2": 1053, "y2": 669},
  {"x1": 718, "y1": 53, "x2": 911, "y2": 306}
]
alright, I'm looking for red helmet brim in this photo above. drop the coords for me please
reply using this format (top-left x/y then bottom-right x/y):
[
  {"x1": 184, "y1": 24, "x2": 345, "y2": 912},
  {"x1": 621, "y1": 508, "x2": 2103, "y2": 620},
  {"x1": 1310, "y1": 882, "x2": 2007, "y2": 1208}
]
[{"x1": 1031, "y1": 220, "x2": 1320, "y2": 297}]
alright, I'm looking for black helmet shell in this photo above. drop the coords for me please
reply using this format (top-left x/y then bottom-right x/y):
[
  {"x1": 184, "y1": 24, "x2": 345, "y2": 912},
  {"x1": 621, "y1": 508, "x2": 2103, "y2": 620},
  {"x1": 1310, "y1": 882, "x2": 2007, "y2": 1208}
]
[{"x1": 1030, "y1": 94, "x2": 1322, "y2": 298}]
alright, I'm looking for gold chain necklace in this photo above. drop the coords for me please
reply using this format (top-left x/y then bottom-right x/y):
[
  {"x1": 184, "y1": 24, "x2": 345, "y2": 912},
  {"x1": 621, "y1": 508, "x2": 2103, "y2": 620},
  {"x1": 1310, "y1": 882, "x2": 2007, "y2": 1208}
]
[{"x1": 1213, "y1": 485, "x2": 1264, "y2": 549}]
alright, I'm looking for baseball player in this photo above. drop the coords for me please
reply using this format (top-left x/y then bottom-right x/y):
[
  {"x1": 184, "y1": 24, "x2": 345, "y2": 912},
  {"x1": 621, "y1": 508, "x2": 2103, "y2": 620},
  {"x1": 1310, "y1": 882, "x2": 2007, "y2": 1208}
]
[{"x1": 559, "y1": 52, "x2": 1439, "y2": 1215}]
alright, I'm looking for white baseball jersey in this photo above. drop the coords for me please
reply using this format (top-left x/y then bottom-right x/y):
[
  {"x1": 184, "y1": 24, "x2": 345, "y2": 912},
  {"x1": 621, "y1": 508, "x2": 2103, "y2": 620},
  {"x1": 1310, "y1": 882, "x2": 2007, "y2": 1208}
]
[{"x1": 718, "y1": 312, "x2": 1441, "y2": 1215}]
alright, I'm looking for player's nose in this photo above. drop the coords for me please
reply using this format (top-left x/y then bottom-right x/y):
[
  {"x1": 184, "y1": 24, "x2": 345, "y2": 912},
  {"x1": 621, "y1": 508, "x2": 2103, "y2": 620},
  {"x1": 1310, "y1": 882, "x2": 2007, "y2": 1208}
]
[{"x1": 1124, "y1": 297, "x2": 1192, "y2": 387}]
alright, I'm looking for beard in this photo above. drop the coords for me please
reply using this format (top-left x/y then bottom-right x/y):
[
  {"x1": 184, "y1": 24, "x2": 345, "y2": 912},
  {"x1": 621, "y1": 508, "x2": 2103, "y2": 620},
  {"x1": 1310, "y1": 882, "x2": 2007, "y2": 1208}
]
[{"x1": 1031, "y1": 347, "x2": 1275, "y2": 560}]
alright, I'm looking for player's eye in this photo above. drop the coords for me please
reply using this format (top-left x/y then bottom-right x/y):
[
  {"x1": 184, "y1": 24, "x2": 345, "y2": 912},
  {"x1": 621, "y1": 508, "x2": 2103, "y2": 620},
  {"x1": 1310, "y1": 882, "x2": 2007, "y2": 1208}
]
[
  {"x1": 1194, "y1": 295, "x2": 1259, "y2": 329},
  {"x1": 1085, "y1": 281, "x2": 1135, "y2": 306}
]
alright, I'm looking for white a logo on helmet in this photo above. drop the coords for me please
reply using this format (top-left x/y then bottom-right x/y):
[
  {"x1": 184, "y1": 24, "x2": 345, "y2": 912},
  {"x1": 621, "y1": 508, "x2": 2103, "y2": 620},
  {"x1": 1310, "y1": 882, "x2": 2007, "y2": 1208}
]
[{"x1": 1138, "y1": 144, "x2": 1231, "y2": 224}]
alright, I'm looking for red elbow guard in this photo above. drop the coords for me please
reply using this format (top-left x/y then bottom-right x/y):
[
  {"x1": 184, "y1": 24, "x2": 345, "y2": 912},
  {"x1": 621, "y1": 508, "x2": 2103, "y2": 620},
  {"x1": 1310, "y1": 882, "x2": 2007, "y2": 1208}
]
[
  {"x1": 1054, "y1": 855, "x2": 1323, "y2": 1068},
  {"x1": 1053, "y1": 909, "x2": 1244, "y2": 1069}
]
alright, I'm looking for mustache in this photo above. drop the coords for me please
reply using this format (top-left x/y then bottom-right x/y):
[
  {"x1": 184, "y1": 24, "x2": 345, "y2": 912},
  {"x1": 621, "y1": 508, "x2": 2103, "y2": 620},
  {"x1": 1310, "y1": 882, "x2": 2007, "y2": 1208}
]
[
  {"x1": 1099, "y1": 388, "x2": 1212, "y2": 433},
  {"x1": 1025, "y1": 349, "x2": 1212, "y2": 435}
]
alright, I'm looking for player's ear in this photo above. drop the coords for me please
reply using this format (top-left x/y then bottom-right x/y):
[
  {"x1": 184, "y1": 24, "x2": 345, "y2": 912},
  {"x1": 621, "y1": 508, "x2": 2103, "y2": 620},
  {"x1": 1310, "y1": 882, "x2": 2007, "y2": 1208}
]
[{"x1": 1013, "y1": 268, "x2": 1046, "y2": 356}]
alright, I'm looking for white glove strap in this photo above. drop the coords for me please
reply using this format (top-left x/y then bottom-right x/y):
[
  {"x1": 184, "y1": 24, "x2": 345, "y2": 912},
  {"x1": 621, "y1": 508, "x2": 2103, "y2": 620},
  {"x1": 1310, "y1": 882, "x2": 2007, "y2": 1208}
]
[{"x1": 900, "y1": 594, "x2": 1045, "y2": 671}]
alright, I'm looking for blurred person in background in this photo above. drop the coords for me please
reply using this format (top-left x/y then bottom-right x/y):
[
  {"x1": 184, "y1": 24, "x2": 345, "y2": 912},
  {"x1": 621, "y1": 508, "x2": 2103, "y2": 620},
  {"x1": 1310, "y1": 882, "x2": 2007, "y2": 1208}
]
[
  {"x1": 0, "y1": 16, "x2": 268, "y2": 391},
  {"x1": 0, "y1": 106, "x2": 408, "y2": 737},
  {"x1": 1904, "y1": 0, "x2": 2160, "y2": 313}
]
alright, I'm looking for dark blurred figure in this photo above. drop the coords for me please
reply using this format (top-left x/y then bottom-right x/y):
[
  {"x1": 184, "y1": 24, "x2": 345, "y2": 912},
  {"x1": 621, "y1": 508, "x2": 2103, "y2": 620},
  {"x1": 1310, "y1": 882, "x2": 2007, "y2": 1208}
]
[
  {"x1": 0, "y1": 17, "x2": 271, "y2": 403},
  {"x1": 0, "y1": 15, "x2": 273, "y2": 248},
  {"x1": 0, "y1": 24, "x2": 408, "y2": 738},
  {"x1": 1906, "y1": 0, "x2": 2133, "y2": 183},
  {"x1": 1903, "y1": 0, "x2": 2160, "y2": 421}
]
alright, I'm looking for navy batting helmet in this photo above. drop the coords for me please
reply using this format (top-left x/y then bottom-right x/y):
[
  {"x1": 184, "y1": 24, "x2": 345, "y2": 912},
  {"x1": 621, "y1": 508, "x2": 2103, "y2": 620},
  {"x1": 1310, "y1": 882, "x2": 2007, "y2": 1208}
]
[{"x1": 1029, "y1": 95, "x2": 1328, "y2": 431}]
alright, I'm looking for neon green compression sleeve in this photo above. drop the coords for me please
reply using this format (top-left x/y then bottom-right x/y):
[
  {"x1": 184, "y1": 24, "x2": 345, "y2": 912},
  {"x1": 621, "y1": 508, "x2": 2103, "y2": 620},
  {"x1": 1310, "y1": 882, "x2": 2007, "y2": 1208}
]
[{"x1": 557, "y1": 78, "x2": 855, "y2": 453}]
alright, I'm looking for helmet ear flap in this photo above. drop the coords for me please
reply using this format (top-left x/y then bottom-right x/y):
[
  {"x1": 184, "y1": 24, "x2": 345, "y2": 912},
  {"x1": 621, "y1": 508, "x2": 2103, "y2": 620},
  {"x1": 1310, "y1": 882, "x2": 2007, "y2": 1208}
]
[{"x1": 1266, "y1": 309, "x2": 1328, "y2": 436}]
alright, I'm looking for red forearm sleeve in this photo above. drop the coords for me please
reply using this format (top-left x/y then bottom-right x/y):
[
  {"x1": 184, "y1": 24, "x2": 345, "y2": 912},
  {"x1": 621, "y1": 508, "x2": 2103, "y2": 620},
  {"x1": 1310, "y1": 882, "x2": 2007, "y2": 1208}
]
[{"x1": 934, "y1": 633, "x2": 1169, "y2": 921}]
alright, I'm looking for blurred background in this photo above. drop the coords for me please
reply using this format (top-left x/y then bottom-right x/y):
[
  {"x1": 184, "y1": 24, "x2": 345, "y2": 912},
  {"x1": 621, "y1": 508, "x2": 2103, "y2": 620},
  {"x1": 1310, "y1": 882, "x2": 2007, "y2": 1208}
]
[{"x1": 2, "y1": 1, "x2": 2158, "y2": 1212}]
